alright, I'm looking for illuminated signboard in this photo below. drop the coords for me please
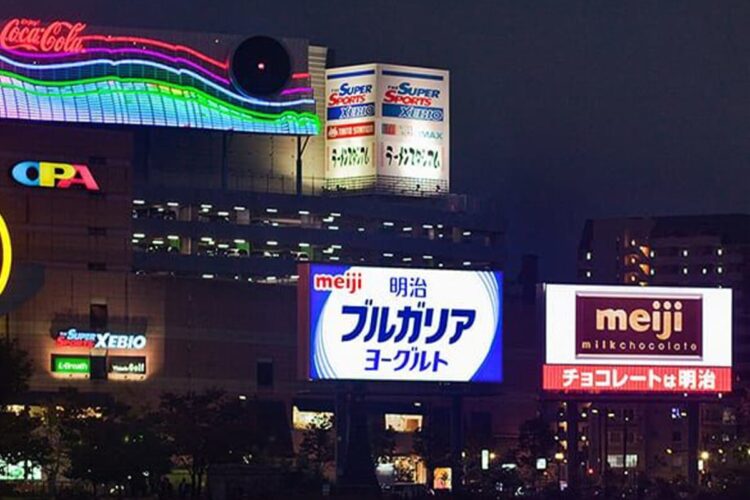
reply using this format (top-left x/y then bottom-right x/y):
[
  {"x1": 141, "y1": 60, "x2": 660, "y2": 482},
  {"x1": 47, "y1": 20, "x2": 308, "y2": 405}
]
[
  {"x1": 0, "y1": 460, "x2": 42, "y2": 481},
  {"x1": 543, "y1": 284, "x2": 732, "y2": 393},
  {"x1": 325, "y1": 64, "x2": 449, "y2": 194},
  {"x1": 55, "y1": 328, "x2": 147, "y2": 350},
  {"x1": 11, "y1": 161, "x2": 99, "y2": 191},
  {"x1": 51, "y1": 354, "x2": 90, "y2": 375},
  {"x1": 0, "y1": 18, "x2": 319, "y2": 135},
  {"x1": 299, "y1": 264, "x2": 502, "y2": 383},
  {"x1": 108, "y1": 356, "x2": 146, "y2": 375},
  {"x1": 0, "y1": 213, "x2": 10, "y2": 296}
]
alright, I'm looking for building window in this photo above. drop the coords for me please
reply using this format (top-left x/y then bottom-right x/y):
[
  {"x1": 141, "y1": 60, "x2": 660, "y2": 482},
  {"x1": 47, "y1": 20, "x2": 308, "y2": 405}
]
[
  {"x1": 607, "y1": 454, "x2": 638, "y2": 468},
  {"x1": 90, "y1": 303, "x2": 108, "y2": 331},
  {"x1": 585, "y1": 251, "x2": 592, "y2": 261},
  {"x1": 292, "y1": 406, "x2": 333, "y2": 430},
  {"x1": 682, "y1": 267, "x2": 689, "y2": 275},
  {"x1": 717, "y1": 248, "x2": 723, "y2": 256},
  {"x1": 385, "y1": 414, "x2": 423, "y2": 433},
  {"x1": 257, "y1": 360, "x2": 274, "y2": 388},
  {"x1": 682, "y1": 249, "x2": 689, "y2": 257}
]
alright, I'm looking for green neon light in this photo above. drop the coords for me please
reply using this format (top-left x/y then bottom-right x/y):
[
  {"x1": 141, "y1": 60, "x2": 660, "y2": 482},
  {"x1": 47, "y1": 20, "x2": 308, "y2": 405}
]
[
  {"x1": 0, "y1": 70, "x2": 321, "y2": 129},
  {"x1": 52, "y1": 356, "x2": 90, "y2": 374}
]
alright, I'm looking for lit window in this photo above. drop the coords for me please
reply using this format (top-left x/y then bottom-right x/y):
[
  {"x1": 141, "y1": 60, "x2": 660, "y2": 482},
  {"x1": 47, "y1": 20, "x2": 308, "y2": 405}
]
[
  {"x1": 201, "y1": 204, "x2": 213, "y2": 209},
  {"x1": 202, "y1": 274, "x2": 214, "y2": 279},
  {"x1": 383, "y1": 253, "x2": 394, "y2": 258},
  {"x1": 385, "y1": 414, "x2": 423, "y2": 433},
  {"x1": 358, "y1": 227, "x2": 366, "y2": 232},
  {"x1": 650, "y1": 268, "x2": 655, "y2": 276},
  {"x1": 267, "y1": 241, "x2": 278, "y2": 246},
  {"x1": 330, "y1": 212, "x2": 342, "y2": 217},
  {"x1": 650, "y1": 250, "x2": 655, "y2": 258},
  {"x1": 462, "y1": 261, "x2": 472, "y2": 266},
  {"x1": 133, "y1": 199, "x2": 145, "y2": 205},
  {"x1": 682, "y1": 249, "x2": 689, "y2": 257},
  {"x1": 702, "y1": 268, "x2": 708, "y2": 275},
  {"x1": 266, "y1": 208, "x2": 278, "y2": 214},
  {"x1": 717, "y1": 248, "x2": 723, "y2": 256},
  {"x1": 167, "y1": 201, "x2": 180, "y2": 208},
  {"x1": 585, "y1": 270, "x2": 592, "y2": 278},
  {"x1": 463, "y1": 231, "x2": 472, "y2": 236},
  {"x1": 402, "y1": 257, "x2": 412, "y2": 262},
  {"x1": 717, "y1": 266, "x2": 723, "y2": 274},
  {"x1": 403, "y1": 227, "x2": 413, "y2": 232},
  {"x1": 422, "y1": 224, "x2": 434, "y2": 229},
  {"x1": 328, "y1": 226, "x2": 339, "y2": 231},
  {"x1": 298, "y1": 210, "x2": 310, "y2": 215},
  {"x1": 167, "y1": 235, "x2": 180, "y2": 240},
  {"x1": 383, "y1": 221, "x2": 394, "y2": 227},
  {"x1": 292, "y1": 406, "x2": 333, "y2": 430},
  {"x1": 683, "y1": 267, "x2": 689, "y2": 275},
  {"x1": 585, "y1": 251, "x2": 592, "y2": 261},
  {"x1": 234, "y1": 239, "x2": 246, "y2": 244},
  {"x1": 299, "y1": 242, "x2": 310, "y2": 247},
  {"x1": 630, "y1": 239, "x2": 636, "y2": 246},
  {"x1": 423, "y1": 255, "x2": 433, "y2": 260},
  {"x1": 331, "y1": 245, "x2": 342, "y2": 250},
  {"x1": 133, "y1": 233, "x2": 145, "y2": 239},
  {"x1": 233, "y1": 206, "x2": 246, "y2": 211},
  {"x1": 322, "y1": 216, "x2": 334, "y2": 223}
]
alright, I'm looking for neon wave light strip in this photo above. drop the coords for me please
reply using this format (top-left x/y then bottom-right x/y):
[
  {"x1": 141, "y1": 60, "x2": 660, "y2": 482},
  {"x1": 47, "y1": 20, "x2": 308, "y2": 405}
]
[
  {"x1": 81, "y1": 34, "x2": 229, "y2": 70},
  {"x1": 0, "y1": 70, "x2": 320, "y2": 134},
  {"x1": 0, "y1": 214, "x2": 11, "y2": 296},
  {"x1": 5, "y1": 46, "x2": 231, "y2": 84},
  {"x1": 0, "y1": 52, "x2": 313, "y2": 108}
]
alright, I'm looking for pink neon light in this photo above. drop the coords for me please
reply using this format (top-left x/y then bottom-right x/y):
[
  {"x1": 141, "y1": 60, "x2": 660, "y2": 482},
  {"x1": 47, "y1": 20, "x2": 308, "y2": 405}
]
[
  {"x1": 292, "y1": 72, "x2": 310, "y2": 79},
  {"x1": 82, "y1": 34, "x2": 228, "y2": 70},
  {"x1": 281, "y1": 87, "x2": 313, "y2": 96},
  {"x1": 4, "y1": 45, "x2": 230, "y2": 84}
]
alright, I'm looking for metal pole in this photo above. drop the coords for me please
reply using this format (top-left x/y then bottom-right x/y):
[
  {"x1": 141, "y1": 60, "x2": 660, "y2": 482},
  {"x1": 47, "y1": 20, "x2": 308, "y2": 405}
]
[
  {"x1": 296, "y1": 136, "x2": 303, "y2": 196},
  {"x1": 687, "y1": 401, "x2": 699, "y2": 485}
]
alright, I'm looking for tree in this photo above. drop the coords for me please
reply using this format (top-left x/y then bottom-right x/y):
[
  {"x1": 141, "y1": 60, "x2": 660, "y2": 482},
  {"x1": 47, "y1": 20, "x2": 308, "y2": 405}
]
[
  {"x1": 298, "y1": 413, "x2": 335, "y2": 478},
  {"x1": 512, "y1": 416, "x2": 556, "y2": 493},
  {"x1": 370, "y1": 420, "x2": 396, "y2": 466},
  {"x1": 413, "y1": 424, "x2": 450, "y2": 489},
  {"x1": 0, "y1": 338, "x2": 32, "y2": 404},
  {"x1": 0, "y1": 409, "x2": 49, "y2": 480}
]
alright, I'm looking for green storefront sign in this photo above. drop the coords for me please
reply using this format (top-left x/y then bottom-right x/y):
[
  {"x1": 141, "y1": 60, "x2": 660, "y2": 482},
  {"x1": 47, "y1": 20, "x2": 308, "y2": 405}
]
[{"x1": 51, "y1": 355, "x2": 90, "y2": 374}]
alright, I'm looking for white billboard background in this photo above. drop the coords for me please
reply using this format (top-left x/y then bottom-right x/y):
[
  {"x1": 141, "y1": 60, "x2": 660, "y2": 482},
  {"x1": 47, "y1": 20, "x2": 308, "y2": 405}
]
[
  {"x1": 324, "y1": 64, "x2": 449, "y2": 190},
  {"x1": 325, "y1": 64, "x2": 377, "y2": 181},
  {"x1": 378, "y1": 65, "x2": 449, "y2": 184},
  {"x1": 545, "y1": 284, "x2": 732, "y2": 367},
  {"x1": 310, "y1": 266, "x2": 502, "y2": 382}
]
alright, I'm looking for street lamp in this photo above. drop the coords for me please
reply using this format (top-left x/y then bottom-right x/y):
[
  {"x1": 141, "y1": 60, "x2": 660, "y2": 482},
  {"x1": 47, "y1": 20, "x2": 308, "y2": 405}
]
[
  {"x1": 700, "y1": 451, "x2": 710, "y2": 461},
  {"x1": 554, "y1": 452, "x2": 565, "y2": 491}
]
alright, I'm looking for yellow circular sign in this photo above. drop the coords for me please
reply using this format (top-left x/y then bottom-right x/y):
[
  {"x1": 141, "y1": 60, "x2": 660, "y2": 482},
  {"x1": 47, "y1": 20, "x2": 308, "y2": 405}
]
[{"x1": 0, "y1": 214, "x2": 11, "y2": 296}]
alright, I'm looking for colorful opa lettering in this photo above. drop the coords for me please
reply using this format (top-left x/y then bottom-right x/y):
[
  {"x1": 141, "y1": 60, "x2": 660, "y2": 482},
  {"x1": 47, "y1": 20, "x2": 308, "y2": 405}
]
[{"x1": 11, "y1": 161, "x2": 100, "y2": 191}]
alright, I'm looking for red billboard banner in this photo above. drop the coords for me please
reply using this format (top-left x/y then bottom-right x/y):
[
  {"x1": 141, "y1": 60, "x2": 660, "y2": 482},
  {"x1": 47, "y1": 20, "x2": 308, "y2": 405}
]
[
  {"x1": 326, "y1": 122, "x2": 375, "y2": 140},
  {"x1": 543, "y1": 364, "x2": 731, "y2": 393},
  {"x1": 575, "y1": 293, "x2": 702, "y2": 358}
]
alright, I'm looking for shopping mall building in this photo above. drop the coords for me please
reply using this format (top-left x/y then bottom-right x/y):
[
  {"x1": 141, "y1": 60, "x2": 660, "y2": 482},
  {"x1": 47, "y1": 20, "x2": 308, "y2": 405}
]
[{"x1": 0, "y1": 17, "x2": 537, "y2": 484}]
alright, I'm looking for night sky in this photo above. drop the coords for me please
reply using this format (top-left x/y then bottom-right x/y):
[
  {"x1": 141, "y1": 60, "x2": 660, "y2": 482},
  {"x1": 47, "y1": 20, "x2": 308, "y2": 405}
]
[{"x1": 10, "y1": 1, "x2": 750, "y2": 280}]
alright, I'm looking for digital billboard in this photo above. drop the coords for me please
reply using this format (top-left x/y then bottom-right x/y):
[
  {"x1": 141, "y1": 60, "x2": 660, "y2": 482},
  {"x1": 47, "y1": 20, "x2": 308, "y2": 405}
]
[
  {"x1": 298, "y1": 264, "x2": 502, "y2": 383},
  {"x1": 0, "y1": 17, "x2": 319, "y2": 135},
  {"x1": 543, "y1": 284, "x2": 732, "y2": 394},
  {"x1": 324, "y1": 64, "x2": 449, "y2": 194}
]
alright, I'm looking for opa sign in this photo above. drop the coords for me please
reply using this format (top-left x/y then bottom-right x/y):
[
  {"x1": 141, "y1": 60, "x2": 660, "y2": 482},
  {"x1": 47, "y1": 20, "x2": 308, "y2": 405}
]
[{"x1": 11, "y1": 161, "x2": 100, "y2": 191}]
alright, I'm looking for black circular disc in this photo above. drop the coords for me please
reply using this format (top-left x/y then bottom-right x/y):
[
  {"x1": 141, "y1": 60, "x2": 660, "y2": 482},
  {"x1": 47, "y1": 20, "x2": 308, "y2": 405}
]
[{"x1": 231, "y1": 36, "x2": 291, "y2": 97}]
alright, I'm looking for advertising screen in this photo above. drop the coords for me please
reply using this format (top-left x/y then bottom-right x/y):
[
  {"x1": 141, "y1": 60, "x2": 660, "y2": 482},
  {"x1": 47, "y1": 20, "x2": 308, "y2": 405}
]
[
  {"x1": 543, "y1": 284, "x2": 732, "y2": 394},
  {"x1": 0, "y1": 17, "x2": 319, "y2": 135},
  {"x1": 299, "y1": 264, "x2": 502, "y2": 383},
  {"x1": 324, "y1": 64, "x2": 449, "y2": 194}
]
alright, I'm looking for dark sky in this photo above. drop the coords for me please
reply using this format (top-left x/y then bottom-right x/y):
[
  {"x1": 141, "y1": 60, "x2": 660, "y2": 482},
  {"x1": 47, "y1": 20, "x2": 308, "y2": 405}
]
[{"x1": 9, "y1": 1, "x2": 750, "y2": 280}]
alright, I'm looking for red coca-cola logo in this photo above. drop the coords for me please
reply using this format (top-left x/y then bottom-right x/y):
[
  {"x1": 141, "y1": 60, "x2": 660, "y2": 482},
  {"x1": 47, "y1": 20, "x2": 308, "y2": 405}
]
[{"x1": 0, "y1": 18, "x2": 86, "y2": 53}]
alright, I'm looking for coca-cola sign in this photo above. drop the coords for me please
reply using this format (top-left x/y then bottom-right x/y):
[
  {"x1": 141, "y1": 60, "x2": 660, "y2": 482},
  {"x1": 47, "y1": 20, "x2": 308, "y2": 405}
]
[{"x1": 0, "y1": 18, "x2": 86, "y2": 53}]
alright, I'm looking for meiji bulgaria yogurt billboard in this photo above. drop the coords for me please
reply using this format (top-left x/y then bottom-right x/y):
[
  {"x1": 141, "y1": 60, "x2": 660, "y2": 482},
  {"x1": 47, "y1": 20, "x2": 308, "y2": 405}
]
[{"x1": 298, "y1": 264, "x2": 502, "y2": 383}]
